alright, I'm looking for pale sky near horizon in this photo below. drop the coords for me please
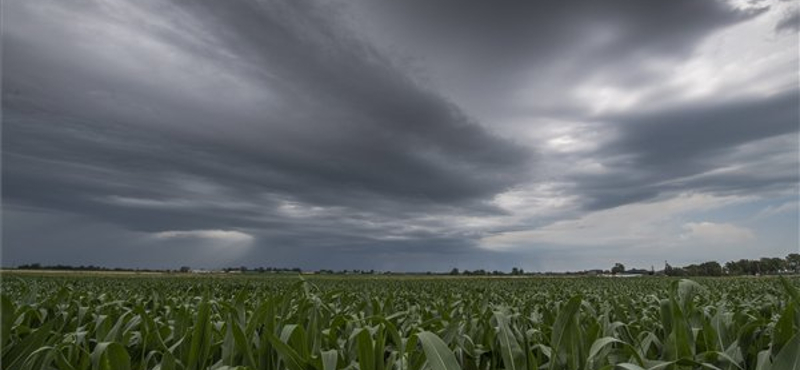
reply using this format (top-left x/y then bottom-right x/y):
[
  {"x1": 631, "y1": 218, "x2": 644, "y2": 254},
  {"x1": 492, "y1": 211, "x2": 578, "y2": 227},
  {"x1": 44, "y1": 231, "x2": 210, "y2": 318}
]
[{"x1": 2, "y1": 0, "x2": 799, "y2": 271}]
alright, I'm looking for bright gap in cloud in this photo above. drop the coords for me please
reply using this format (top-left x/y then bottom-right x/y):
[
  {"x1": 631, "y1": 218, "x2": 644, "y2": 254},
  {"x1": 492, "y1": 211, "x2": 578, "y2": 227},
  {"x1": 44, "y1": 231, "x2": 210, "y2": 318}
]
[
  {"x1": 153, "y1": 229, "x2": 254, "y2": 243},
  {"x1": 679, "y1": 222, "x2": 755, "y2": 244},
  {"x1": 479, "y1": 192, "x2": 755, "y2": 251}
]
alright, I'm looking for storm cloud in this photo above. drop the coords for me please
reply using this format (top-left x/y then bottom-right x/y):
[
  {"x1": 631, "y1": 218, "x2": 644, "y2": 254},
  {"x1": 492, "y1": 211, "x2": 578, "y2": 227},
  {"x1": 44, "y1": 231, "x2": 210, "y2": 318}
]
[{"x1": 3, "y1": 0, "x2": 798, "y2": 271}]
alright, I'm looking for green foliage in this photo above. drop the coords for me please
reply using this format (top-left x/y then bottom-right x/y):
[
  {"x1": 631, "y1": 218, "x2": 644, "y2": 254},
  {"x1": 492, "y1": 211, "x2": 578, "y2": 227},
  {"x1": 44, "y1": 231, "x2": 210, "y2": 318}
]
[
  {"x1": 0, "y1": 273, "x2": 798, "y2": 370},
  {"x1": 417, "y1": 331, "x2": 462, "y2": 370}
]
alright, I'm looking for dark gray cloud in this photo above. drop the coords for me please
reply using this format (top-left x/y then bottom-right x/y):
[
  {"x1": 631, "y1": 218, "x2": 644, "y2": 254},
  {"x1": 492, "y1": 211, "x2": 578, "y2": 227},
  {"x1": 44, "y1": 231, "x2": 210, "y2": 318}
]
[
  {"x1": 2, "y1": 0, "x2": 797, "y2": 270},
  {"x1": 568, "y1": 90, "x2": 799, "y2": 210},
  {"x1": 346, "y1": 0, "x2": 768, "y2": 119},
  {"x1": 776, "y1": 7, "x2": 799, "y2": 33},
  {"x1": 3, "y1": 2, "x2": 528, "y2": 209},
  {"x1": 361, "y1": 0, "x2": 797, "y2": 216},
  {"x1": 357, "y1": 0, "x2": 762, "y2": 67},
  {"x1": 612, "y1": 91, "x2": 797, "y2": 165},
  {"x1": 2, "y1": 0, "x2": 536, "y2": 269}
]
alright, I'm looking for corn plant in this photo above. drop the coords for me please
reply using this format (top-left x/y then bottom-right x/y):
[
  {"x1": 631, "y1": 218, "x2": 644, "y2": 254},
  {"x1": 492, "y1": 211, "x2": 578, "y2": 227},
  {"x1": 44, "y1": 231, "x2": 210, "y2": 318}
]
[{"x1": 0, "y1": 274, "x2": 797, "y2": 370}]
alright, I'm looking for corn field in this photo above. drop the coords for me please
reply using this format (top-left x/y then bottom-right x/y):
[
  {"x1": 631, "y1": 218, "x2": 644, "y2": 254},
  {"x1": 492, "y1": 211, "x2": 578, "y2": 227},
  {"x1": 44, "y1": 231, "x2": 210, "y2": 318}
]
[{"x1": 1, "y1": 274, "x2": 798, "y2": 370}]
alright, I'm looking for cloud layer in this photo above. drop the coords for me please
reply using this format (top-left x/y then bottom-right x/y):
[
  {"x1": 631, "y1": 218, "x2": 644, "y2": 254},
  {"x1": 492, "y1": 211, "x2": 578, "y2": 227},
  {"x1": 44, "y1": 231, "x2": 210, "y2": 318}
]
[{"x1": 3, "y1": 0, "x2": 798, "y2": 271}]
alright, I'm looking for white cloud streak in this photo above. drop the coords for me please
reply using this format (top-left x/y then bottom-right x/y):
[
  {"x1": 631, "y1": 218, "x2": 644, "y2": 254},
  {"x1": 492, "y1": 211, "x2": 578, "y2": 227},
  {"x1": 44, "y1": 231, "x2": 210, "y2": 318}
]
[{"x1": 153, "y1": 229, "x2": 254, "y2": 243}]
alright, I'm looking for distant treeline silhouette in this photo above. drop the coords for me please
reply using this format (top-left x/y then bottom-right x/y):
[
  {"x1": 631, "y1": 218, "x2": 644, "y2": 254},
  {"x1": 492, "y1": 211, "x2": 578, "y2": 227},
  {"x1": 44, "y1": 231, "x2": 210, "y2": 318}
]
[
  {"x1": 11, "y1": 253, "x2": 800, "y2": 276},
  {"x1": 664, "y1": 253, "x2": 800, "y2": 276},
  {"x1": 13, "y1": 263, "x2": 303, "y2": 274},
  {"x1": 13, "y1": 263, "x2": 162, "y2": 272}
]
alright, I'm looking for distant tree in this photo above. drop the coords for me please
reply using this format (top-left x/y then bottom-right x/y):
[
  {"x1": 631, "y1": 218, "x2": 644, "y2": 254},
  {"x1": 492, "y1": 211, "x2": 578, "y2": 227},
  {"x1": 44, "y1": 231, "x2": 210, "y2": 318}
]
[
  {"x1": 724, "y1": 261, "x2": 739, "y2": 275},
  {"x1": 511, "y1": 267, "x2": 520, "y2": 275},
  {"x1": 449, "y1": 268, "x2": 460, "y2": 275},
  {"x1": 724, "y1": 259, "x2": 756, "y2": 275},
  {"x1": 681, "y1": 261, "x2": 722, "y2": 276},
  {"x1": 750, "y1": 259, "x2": 762, "y2": 275},
  {"x1": 665, "y1": 263, "x2": 686, "y2": 276},
  {"x1": 179, "y1": 266, "x2": 191, "y2": 273},
  {"x1": 611, "y1": 263, "x2": 625, "y2": 275},
  {"x1": 700, "y1": 261, "x2": 723, "y2": 276},
  {"x1": 726, "y1": 259, "x2": 756, "y2": 275},
  {"x1": 759, "y1": 257, "x2": 784, "y2": 274},
  {"x1": 787, "y1": 253, "x2": 800, "y2": 273}
]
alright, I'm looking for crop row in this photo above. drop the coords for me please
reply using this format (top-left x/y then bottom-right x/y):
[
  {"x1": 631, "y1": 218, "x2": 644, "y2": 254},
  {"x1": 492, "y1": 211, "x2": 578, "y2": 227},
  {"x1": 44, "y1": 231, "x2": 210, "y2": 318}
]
[{"x1": 0, "y1": 275, "x2": 798, "y2": 370}]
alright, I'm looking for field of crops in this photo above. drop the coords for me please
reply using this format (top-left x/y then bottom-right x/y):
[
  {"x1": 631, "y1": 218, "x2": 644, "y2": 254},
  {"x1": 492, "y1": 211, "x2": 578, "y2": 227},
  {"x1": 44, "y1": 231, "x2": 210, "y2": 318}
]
[{"x1": 1, "y1": 274, "x2": 798, "y2": 370}]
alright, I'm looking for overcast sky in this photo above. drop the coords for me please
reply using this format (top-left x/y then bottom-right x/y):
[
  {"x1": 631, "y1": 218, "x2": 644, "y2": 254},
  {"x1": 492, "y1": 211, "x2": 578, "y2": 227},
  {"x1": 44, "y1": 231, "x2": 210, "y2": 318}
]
[{"x1": 2, "y1": 0, "x2": 798, "y2": 271}]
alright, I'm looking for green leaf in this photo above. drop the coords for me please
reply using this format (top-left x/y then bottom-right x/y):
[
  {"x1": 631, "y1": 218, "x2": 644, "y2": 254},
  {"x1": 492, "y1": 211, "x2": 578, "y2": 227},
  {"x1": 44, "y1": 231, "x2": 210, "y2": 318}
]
[
  {"x1": 416, "y1": 331, "x2": 462, "y2": 370},
  {"x1": 646, "y1": 358, "x2": 724, "y2": 370},
  {"x1": 588, "y1": 337, "x2": 621, "y2": 363},
  {"x1": 2, "y1": 319, "x2": 54, "y2": 370},
  {"x1": 53, "y1": 346, "x2": 78, "y2": 370},
  {"x1": 667, "y1": 296, "x2": 694, "y2": 360},
  {"x1": 281, "y1": 324, "x2": 309, "y2": 359},
  {"x1": 1, "y1": 294, "x2": 14, "y2": 349},
  {"x1": 755, "y1": 349, "x2": 772, "y2": 370},
  {"x1": 231, "y1": 318, "x2": 257, "y2": 368},
  {"x1": 322, "y1": 349, "x2": 338, "y2": 370},
  {"x1": 103, "y1": 311, "x2": 131, "y2": 343},
  {"x1": 772, "y1": 302, "x2": 796, "y2": 356},
  {"x1": 675, "y1": 279, "x2": 704, "y2": 310},
  {"x1": 90, "y1": 342, "x2": 131, "y2": 370},
  {"x1": 770, "y1": 331, "x2": 800, "y2": 370},
  {"x1": 494, "y1": 312, "x2": 526, "y2": 370},
  {"x1": 549, "y1": 296, "x2": 582, "y2": 370},
  {"x1": 779, "y1": 276, "x2": 800, "y2": 307},
  {"x1": 185, "y1": 299, "x2": 213, "y2": 370},
  {"x1": 160, "y1": 351, "x2": 176, "y2": 370},
  {"x1": 613, "y1": 364, "x2": 646, "y2": 370},
  {"x1": 588, "y1": 336, "x2": 644, "y2": 368},
  {"x1": 20, "y1": 344, "x2": 55, "y2": 370},
  {"x1": 357, "y1": 328, "x2": 376, "y2": 370},
  {"x1": 264, "y1": 328, "x2": 308, "y2": 370},
  {"x1": 696, "y1": 350, "x2": 743, "y2": 370}
]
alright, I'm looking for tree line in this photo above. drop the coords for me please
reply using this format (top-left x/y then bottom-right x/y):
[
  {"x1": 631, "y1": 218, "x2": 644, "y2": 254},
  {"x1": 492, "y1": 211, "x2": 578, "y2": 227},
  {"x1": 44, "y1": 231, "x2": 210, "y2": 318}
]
[
  {"x1": 664, "y1": 253, "x2": 800, "y2": 276},
  {"x1": 13, "y1": 263, "x2": 166, "y2": 272},
  {"x1": 12, "y1": 253, "x2": 800, "y2": 276}
]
